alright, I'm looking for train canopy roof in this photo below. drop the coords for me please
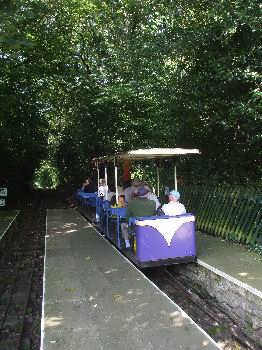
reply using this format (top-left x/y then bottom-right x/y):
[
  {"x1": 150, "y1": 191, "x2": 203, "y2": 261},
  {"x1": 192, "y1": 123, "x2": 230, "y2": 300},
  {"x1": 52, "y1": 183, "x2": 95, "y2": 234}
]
[{"x1": 92, "y1": 148, "x2": 200, "y2": 163}]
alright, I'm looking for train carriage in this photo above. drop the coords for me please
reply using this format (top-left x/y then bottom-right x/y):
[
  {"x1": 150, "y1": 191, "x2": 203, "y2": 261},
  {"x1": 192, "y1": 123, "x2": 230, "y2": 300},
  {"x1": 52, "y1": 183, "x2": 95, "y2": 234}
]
[{"x1": 79, "y1": 148, "x2": 200, "y2": 267}]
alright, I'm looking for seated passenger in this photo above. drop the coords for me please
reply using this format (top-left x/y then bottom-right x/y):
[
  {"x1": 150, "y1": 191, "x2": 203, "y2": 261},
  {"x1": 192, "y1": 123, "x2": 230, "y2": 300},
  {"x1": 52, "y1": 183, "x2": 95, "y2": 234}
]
[
  {"x1": 118, "y1": 194, "x2": 126, "y2": 208},
  {"x1": 144, "y1": 183, "x2": 161, "y2": 210},
  {"x1": 110, "y1": 194, "x2": 126, "y2": 208},
  {"x1": 124, "y1": 178, "x2": 141, "y2": 205},
  {"x1": 121, "y1": 185, "x2": 155, "y2": 248},
  {"x1": 117, "y1": 185, "x2": 124, "y2": 195},
  {"x1": 81, "y1": 177, "x2": 97, "y2": 193},
  {"x1": 162, "y1": 190, "x2": 186, "y2": 216},
  {"x1": 106, "y1": 185, "x2": 115, "y2": 202},
  {"x1": 98, "y1": 178, "x2": 108, "y2": 198}
]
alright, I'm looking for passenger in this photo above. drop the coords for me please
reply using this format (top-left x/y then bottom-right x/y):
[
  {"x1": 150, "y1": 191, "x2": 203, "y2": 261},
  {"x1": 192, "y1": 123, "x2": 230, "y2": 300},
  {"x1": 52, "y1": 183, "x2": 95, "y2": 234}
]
[
  {"x1": 110, "y1": 194, "x2": 126, "y2": 208},
  {"x1": 117, "y1": 185, "x2": 124, "y2": 196},
  {"x1": 121, "y1": 185, "x2": 155, "y2": 248},
  {"x1": 106, "y1": 184, "x2": 124, "y2": 202},
  {"x1": 162, "y1": 190, "x2": 186, "y2": 216},
  {"x1": 81, "y1": 177, "x2": 97, "y2": 193},
  {"x1": 118, "y1": 194, "x2": 126, "y2": 208},
  {"x1": 123, "y1": 180, "x2": 132, "y2": 203},
  {"x1": 98, "y1": 178, "x2": 108, "y2": 199},
  {"x1": 124, "y1": 178, "x2": 141, "y2": 205},
  {"x1": 144, "y1": 183, "x2": 161, "y2": 210},
  {"x1": 107, "y1": 187, "x2": 115, "y2": 202}
]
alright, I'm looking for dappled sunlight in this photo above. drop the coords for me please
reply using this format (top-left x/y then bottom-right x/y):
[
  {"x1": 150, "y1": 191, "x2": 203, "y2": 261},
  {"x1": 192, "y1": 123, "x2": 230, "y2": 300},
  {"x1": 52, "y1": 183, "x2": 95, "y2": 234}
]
[
  {"x1": 63, "y1": 229, "x2": 78, "y2": 233},
  {"x1": 63, "y1": 222, "x2": 78, "y2": 228},
  {"x1": 136, "y1": 302, "x2": 149, "y2": 309},
  {"x1": 45, "y1": 316, "x2": 64, "y2": 328},
  {"x1": 104, "y1": 268, "x2": 119, "y2": 274},
  {"x1": 133, "y1": 289, "x2": 144, "y2": 296},
  {"x1": 169, "y1": 310, "x2": 187, "y2": 327},
  {"x1": 50, "y1": 221, "x2": 92, "y2": 236},
  {"x1": 238, "y1": 272, "x2": 248, "y2": 277},
  {"x1": 111, "y1": 288, "x2": 146, "y2": 305},
  {"x1": 112, "y1": 294, "x2": 127, "y2": 304},
  {"x1": 126, "y1": 289, "x2": 144, "y2": 296},
  {"x1": 237, "y1": 271, "x2": 262, "y2": 282},
  {"x1": 202, "y1": 340, "x2": 212, "y2": 347},
  {"x1": 126, "y1": 314, "x2": 136, "y2": 322},
  {"x1": 83, "y1": 223, "x2": 92, "y2": 229},
  {"x1": 52, "y1": 228, "x2": 79, "y2": 235}
]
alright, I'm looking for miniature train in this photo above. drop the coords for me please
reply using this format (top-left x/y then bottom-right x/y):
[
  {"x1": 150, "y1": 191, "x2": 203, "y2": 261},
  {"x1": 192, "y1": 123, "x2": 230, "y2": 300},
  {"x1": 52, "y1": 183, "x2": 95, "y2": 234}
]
[{"x1": 77, "y1": 148, "x2": 200, "y2": 268}]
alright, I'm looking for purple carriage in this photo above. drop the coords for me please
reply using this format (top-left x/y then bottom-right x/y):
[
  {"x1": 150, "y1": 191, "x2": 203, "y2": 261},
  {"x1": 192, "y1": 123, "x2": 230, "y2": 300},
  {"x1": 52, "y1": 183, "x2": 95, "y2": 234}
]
[{"x1": 134, "y1": 214, "x2": 196, "y2": 267}]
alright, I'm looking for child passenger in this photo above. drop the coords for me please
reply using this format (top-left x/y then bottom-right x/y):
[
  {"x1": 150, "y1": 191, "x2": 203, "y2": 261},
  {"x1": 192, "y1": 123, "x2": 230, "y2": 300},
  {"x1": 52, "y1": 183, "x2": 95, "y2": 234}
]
[{"x1": 110, "y1": 194, "x2": 126, "y2": 208}]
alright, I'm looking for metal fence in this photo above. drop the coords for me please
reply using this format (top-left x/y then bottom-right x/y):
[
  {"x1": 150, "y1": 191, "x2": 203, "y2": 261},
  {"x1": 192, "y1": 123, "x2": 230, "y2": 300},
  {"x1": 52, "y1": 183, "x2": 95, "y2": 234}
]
[{"x1": 180, "y1": 185, "x2": 262, "y2": 248}]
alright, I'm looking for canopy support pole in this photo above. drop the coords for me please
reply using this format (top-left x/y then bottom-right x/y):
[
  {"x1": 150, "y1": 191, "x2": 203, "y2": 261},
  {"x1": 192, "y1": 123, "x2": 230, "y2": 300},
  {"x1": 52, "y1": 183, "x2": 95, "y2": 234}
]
[
  {"x1": 156, "y1": 163, "x2": 160, "y2": 197},
  {"x1": 104, "y1": 165, "x2": 108, "y2": 200},
  {"x1": 96, "y1": 162, "x2": 100, "y2": 222},
  {"x1": 96, "y1": 162, "x2": 100, "y2": 189},
  {"x1": 114, "y1": 159, "x2": 118, "y2": 205},
  {"x1": 174, "y1": 163, "x2": 177, "y2": 191}
]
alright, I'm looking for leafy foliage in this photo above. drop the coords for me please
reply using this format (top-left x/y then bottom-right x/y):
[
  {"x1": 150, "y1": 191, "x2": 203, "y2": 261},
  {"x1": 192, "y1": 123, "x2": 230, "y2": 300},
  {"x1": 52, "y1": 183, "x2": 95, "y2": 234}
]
[
  {"x1": 0, "y1": 0, "x2": 261, "y2": 187},
  {"x1": 33, "y1": 160, "x2": 60, "y2": 189}
]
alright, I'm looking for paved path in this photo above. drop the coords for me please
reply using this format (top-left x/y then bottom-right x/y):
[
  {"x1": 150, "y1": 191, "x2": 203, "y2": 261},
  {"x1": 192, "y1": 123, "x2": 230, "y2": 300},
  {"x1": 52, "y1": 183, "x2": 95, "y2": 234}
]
[{"x1": 43, "y1": 209, "x2": 218, "y2": 350}]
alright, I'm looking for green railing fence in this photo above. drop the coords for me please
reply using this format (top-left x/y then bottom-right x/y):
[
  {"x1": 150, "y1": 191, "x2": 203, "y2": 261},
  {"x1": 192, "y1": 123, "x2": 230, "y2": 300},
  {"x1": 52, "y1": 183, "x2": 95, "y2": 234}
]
[{"x1": 180, "y1": 185, "x2": 262, "y2": 248}]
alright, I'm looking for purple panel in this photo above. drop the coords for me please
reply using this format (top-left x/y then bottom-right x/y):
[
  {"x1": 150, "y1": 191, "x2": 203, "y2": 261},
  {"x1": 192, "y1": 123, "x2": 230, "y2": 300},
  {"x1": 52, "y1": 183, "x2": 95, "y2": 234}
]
[{"x1": 135, "y1": 222, "x2": 196, "y2": 262}]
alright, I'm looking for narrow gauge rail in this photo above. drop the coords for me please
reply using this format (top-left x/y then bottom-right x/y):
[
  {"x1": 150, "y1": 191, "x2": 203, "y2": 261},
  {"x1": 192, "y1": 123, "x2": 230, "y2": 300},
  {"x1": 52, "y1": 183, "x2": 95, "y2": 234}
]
[{"x1": 144, "y1": 267, "x2": 259, "y2": 350}]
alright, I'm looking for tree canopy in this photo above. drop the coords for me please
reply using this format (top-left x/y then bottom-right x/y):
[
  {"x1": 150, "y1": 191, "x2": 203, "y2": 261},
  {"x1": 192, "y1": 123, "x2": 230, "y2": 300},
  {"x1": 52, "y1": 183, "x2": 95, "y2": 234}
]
[{"x1": 0, "y1": 0, "x2": 261, "y2": 187}]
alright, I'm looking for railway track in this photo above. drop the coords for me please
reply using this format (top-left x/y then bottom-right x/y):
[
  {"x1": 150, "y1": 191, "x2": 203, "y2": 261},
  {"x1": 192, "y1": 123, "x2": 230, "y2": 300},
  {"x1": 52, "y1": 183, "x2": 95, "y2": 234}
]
[{"x1": 145, "y1": 267, "x2": 260, "y2": 350}]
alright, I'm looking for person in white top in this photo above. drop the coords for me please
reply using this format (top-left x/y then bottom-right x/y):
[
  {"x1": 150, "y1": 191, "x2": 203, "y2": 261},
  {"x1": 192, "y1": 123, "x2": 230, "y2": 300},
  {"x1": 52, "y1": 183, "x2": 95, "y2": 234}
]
[
  {"x1": 162, "y1": 190, "x2": 186, "y2": 216},
  {"x1": 98, "y1": 178, "x2": 108, "y2": 199}
]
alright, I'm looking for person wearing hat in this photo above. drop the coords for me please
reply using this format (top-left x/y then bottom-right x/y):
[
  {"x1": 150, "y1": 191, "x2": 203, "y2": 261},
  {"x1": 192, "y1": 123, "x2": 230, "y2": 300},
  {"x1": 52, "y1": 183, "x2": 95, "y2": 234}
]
[
  {"x1": 121, "y1": 185, "x2": 155, "y2": 248},
  {"x1": 123, "y1": 178, "x2": 141, "y2": 205},
  {"x1": 143, "y1": 182, "x2": 161, "y2": 210},
  {"x1": 162, "y1": 190, "x2": 186, "y2": 216}
]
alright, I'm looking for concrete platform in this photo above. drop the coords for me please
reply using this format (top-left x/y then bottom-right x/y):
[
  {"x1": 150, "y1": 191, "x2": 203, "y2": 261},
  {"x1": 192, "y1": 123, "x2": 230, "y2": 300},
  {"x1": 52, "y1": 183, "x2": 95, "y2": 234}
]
[
  {"x1": 197, "y1": 232, "x2": 262, "y2": 297},
  {"x1": 0, "y1": 210, "x2": 19, "y2": 241},
  {"x1": 42, "y1": 209, "x2": 218, "y2": 350}
]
